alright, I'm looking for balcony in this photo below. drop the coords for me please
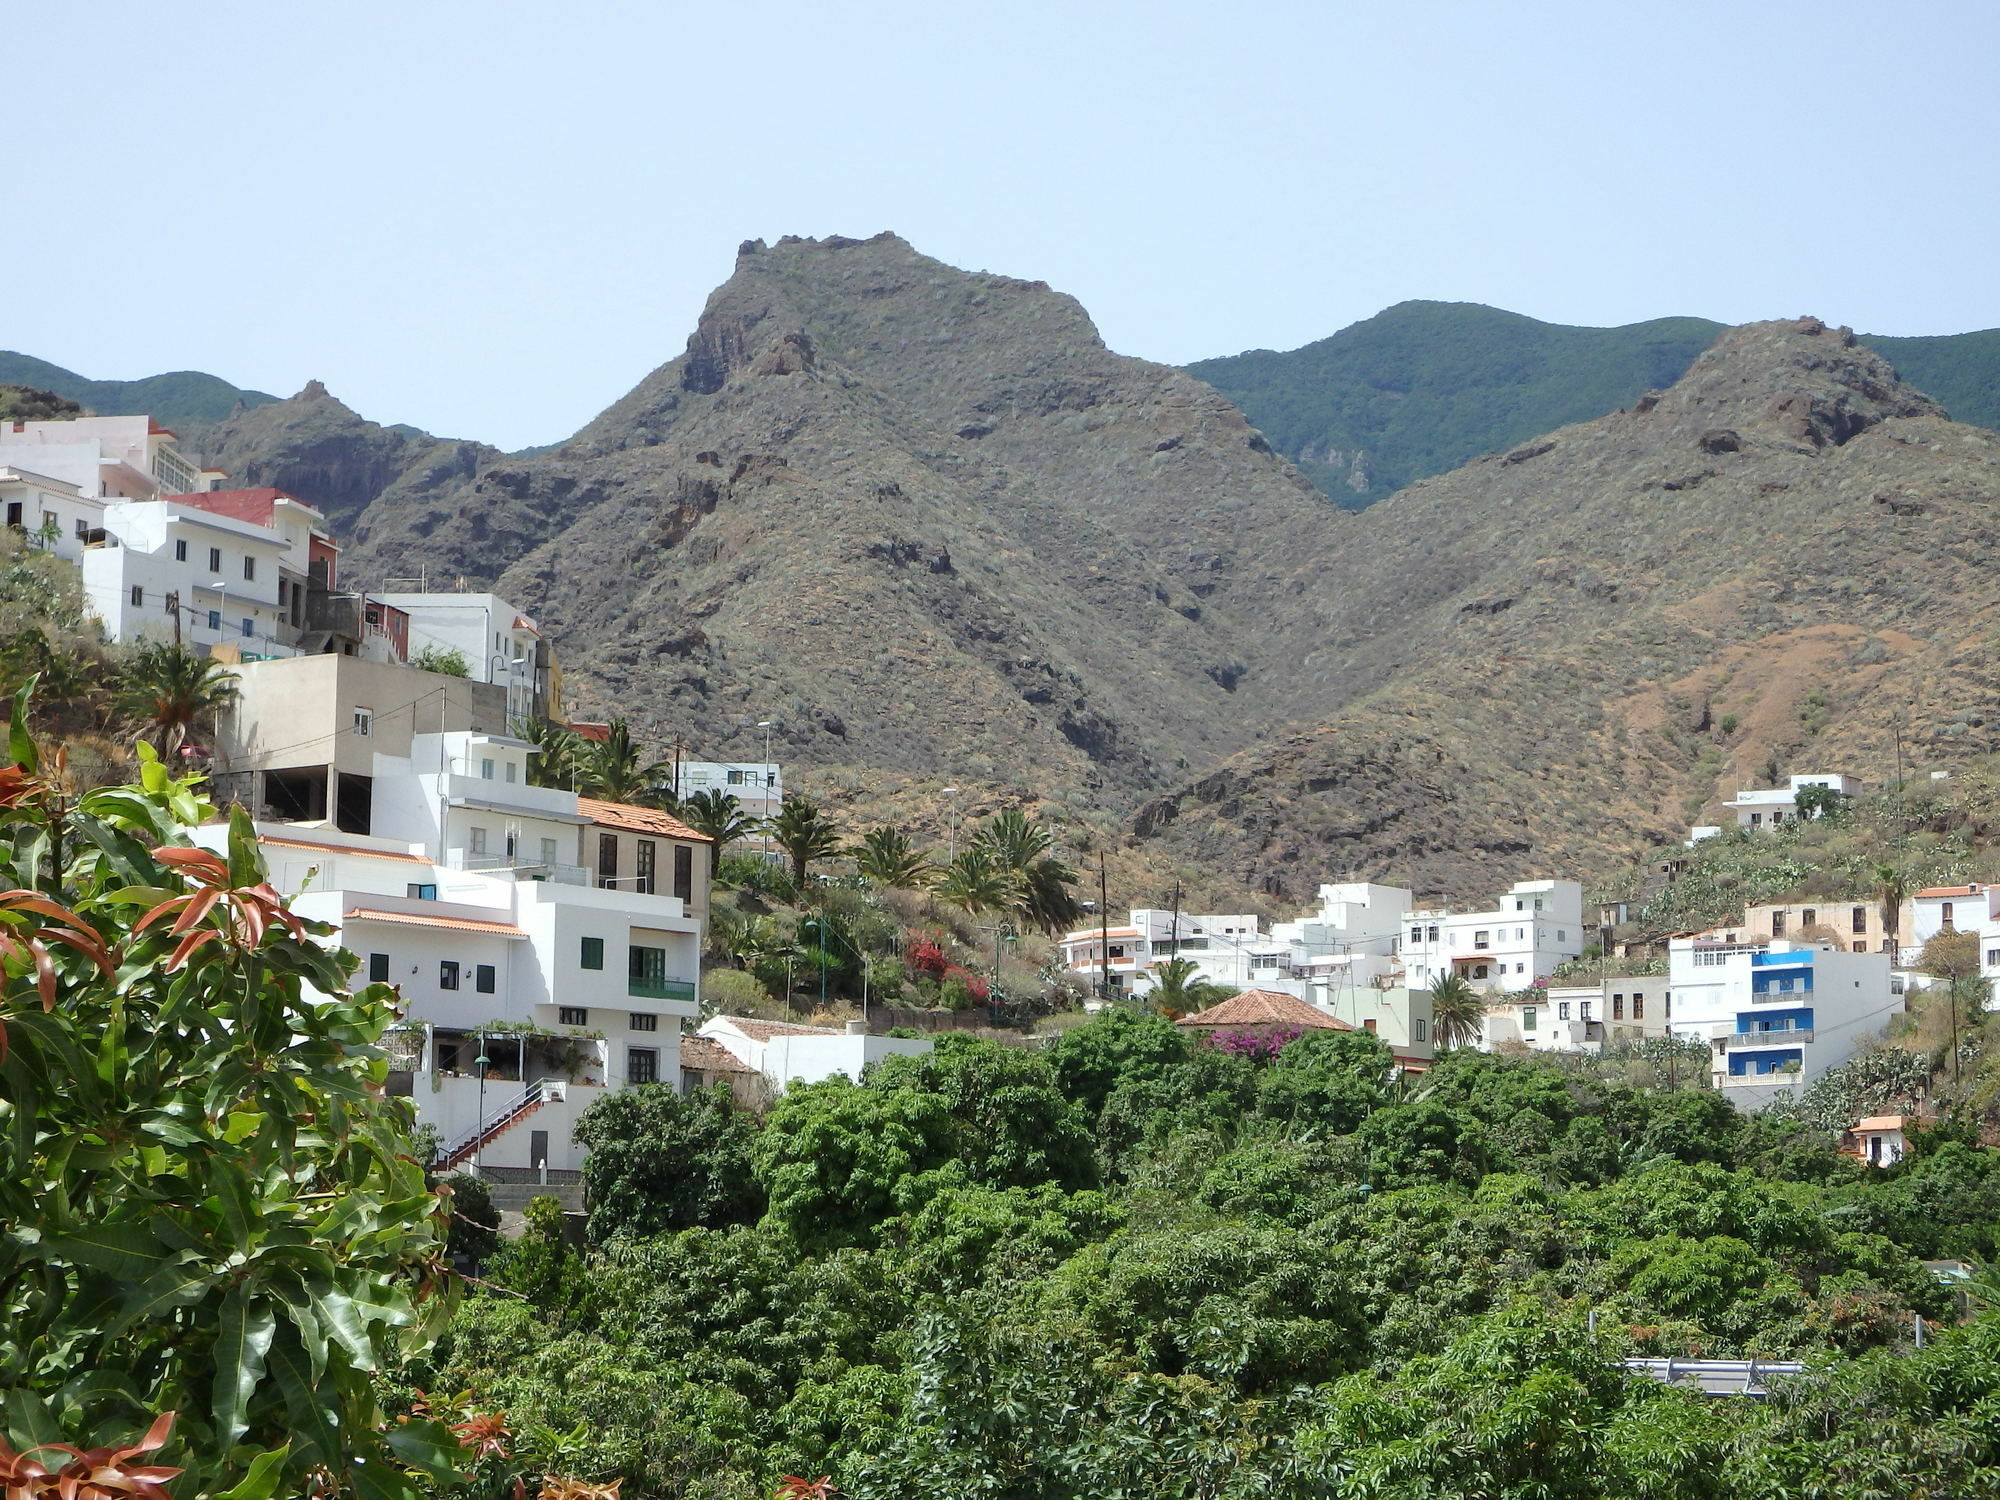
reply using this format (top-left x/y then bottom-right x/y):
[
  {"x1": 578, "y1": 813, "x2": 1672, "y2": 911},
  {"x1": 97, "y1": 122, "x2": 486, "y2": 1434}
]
[
  {"x1": 443, "y1": 772, "x2": 581, "y2": 820},
  {"x1": 629, "y1": 976, "x2": 697, "y2": 1002},
  {"x1": 1718, "y1": 1030, "x2": 1814, "y2": 1050},
  {"x1": 1723, "y1": 1067, "x2": 1802, "y2": 1086}
]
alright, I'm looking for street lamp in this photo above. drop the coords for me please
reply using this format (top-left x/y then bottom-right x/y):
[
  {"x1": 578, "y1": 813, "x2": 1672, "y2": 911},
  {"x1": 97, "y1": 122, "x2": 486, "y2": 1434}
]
[
  {"x1": 472, "y1": 1048, "x2": 491, "y2": 1172},
  {"x1": 757, "y1": 720, "x2": 774, "y2": 768},
  {"x1": 942, "y1": 786, "x2": 961, "y2": 861}
]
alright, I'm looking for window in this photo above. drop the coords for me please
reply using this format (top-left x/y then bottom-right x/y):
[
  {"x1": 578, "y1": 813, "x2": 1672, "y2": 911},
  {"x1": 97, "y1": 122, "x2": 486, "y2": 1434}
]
[
  {"x1": 406, "y1": 882, "x2": 437, "y2": 900},
  {"x1": 174, "y1": 539, "x2": 188, "y2": 562},
  {"x1": 1108, "y1": 945, "x2": 1125, "y2": 958},
  {"x1": 504, "y1": 761, "x2": 517, "y2": 783},
  {"x1": 1411, "y1": 926, "x2": 1423, "y2": 944},
  {"x1": 727, "y1": 769, "x2": 745, "y2": 785},
  {"x1": 1989, "y1": 948, "x2": 2000, "y2": 968},
  {"x1": 1942, "y1": 901, "x2": 1956, "y2": 927},
  {"x1": 240, "y1": 617, "x2": 253, "y2": 638},
  {"x1": 559, "y1": 1005, "x2": 589, "y2": 1026},
  {"x1": 630, "y1": 945, "x2": 667, "y2": 992},
  {"x1": 353, "y1": 707, "x2": 373, "y2": 737},
  {"x1": 1632, "y1": 993, "x2": 1644, "y2": 1019},
  {"x1": 468, "y1": 826, "x2": 488, "y2": 855},
  {"x1": 1515, "y1": 962, "x2": 1526, "y2": 974},
  {"x1": 580, "y1": 936, "x2": 604, "y2": 970},
  {"x1": 630, "y1": 1012, "x2": 658, "y2": 1032},
  {"x1": 1474, "y1": 930, "x2": 1490, "y2": 949},
  {"x1": 1427, "y1": 926, "x2": 1439, "y2": 942},
  {"x1": 1853, "y1": 906, "x2": 1868, "y2": 934},
  {"x1": 540, "y1": 837, "x2": 559, "y2": 867},
  {"x1": 207, "y1": 547, "x2": 221, "y2": 572},
  {"x1": 673, "y1": 843, "x2": 693, "y2": 903},
  {"x1": 1802, "y1": 908, "x2": 1817, "y2": 928},
  {"x1": 475, "y1": 964, "x2": 496, "y2": 994},
  {"x1": 130, "y1": 584, "x2": 143, "y2": 607},
  {"x1": 636, "y1": 839, "x2": 656, "y2": 895},
  {"x1": 1557, "y1": 929, "x2": 1567, "y2": 942},
  {"x1": 1665, "y1": 993, "x2": 1671, "y2": 1019},
  {"x1": 1771, "y1": 911, "x2": 1787, "y2": 936},
  {"x1": 1579, "y1": 1001, "x2": 1593, "y2": 1020},
  {"x1": 242, "y1": 555, "x2": 255, "y2": 580},
  {"x1": 278, "y1": 579, "x2": 288, "y2": 605},
  {"x1": 439, "y1": 960, "x2": 460, "y2": 990},
  {"x1": 1612, "y1": 993, "x2": 1625, "y2": 1020},
  {"x1": 480, "y1": 757, "x2": 494, "y2": 780},
  {"x1": 1520, "y1": 1009, "x2": 1535, "y2": 1032},
  {"x1": 1515, "y1": 900, "x2": 1525, "y2": 912},
  {"x1": 1472, "y1": 964, "x2": 1489, "y2": 979},
  {"x1": 627, "y1": 1047, "x2": 659, "y2": 1085},
  {"x1": 598, "y1": 832, "x2": 618, "y2": 889},
  {"x1": 1750, "y1": 813, "x2": 1763, "y2": 827},
  {"x1": 206, "y1": 610, "x2": 221, "y2": 631},
  {"x1": 368, "y1": 952, "x2": 390, "y2": 983},
  {"x1": 1558, "y1": 1002, "x2": 1571, "y2": 1020}
]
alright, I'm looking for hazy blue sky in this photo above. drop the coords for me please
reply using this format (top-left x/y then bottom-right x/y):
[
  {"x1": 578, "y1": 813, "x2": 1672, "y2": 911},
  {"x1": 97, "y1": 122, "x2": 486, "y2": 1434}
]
[{"x1": 13, "y1": 1, "x2": 1998, "y2": 449}]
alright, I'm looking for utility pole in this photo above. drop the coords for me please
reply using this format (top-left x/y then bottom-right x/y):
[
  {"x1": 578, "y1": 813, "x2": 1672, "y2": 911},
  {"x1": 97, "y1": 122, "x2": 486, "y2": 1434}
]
[
  {"x1": 672, "y1": 733, "x2": 684, "y2": 801},
  {"x1": 1099, "y1": 851, "x2": 1111, "y2": 1004},
  {"x1": 1169, "y1": 879, "x2": 1182, "y2": 959}
]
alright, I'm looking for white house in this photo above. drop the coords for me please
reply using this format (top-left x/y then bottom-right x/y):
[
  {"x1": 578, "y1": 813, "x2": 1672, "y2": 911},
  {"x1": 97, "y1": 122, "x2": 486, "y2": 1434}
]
[
  {"x1": 1, "y1": 464, "x2": 106, "y2": 558},
  {"x1": 370, "y1": 592, "x2": 551, "y2": 723},
  {"x1": 674, "y1": 759, "x2": 784, "y2": 819},
  {"x1": 1060, "y1": 907, "x2": 1270, "y2": 999},
  {"x1": 698, "y1": 1015, "x2": 932, "y2": 1092},
  {"x1": 1665, "y1": 937, "x2": 1903, "y2": 1109},
  {"x1": 196, "y1": 819, "x2": 704, "y2": 1171},
  {"x1": 0, "y1": 413, "x2": 221, "y2": 503},
  {"x1": 1400, "y1": 879, "x2": 1586, "y2": 992},
  {"x1": 1484, "y1": 976, "x2": 1670, "y2": 1052},
  {"x1": 82, "y1": 494, "x2": 297, "y2": 658},
  {"x1": 1722, "y1": 774, "x2": 1862, "y2": 830}
]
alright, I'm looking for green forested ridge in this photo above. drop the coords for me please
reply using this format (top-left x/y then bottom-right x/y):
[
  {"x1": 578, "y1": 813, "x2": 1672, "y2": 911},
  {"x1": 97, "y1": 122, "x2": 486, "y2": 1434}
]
[
  {"x1": 0, "y1": 350, "x2": 278, "y2": 432},
  {"x1": 393, "y1": 1020, "x2": 2000, "y2": 1498},
  {"x1": 1189, "y1": 301, "x2": 2000, "y2": 507}
]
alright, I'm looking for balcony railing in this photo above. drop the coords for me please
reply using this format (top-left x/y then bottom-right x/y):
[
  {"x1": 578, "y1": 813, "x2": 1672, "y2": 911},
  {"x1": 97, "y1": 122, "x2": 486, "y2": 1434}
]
[
  {"x1": 1718, "y1": 1030, "x2": 1814, "y2": 1050},
  {"x1": 1723, "y1": 1067, "x2": 1802, "y2": 1085},
  {"x1": 629, "y1": 976, "x2": 697, "y2": 1002}
]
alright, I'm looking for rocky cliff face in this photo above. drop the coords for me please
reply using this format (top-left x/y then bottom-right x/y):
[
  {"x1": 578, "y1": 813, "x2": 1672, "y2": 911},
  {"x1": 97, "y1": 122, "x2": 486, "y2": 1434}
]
[
  {"x1": 332, "y1": 233, "x2": 1344, "y2": 797},
  {"x1": 191, "y1": 382, "x2": 498, "y2": 557},
  {"x1": 1140, "y1": 318, "x2": 2000, "y2": 899}
]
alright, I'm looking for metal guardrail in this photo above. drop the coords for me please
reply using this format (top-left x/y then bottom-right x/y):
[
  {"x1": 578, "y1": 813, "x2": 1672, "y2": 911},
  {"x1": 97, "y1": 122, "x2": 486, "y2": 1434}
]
[
  {"x1": 440, "y1": 1077, "x2": 566, "y2": 1167},
  {"x1": 1624, "y1": 1357, "x2": 1803, "y2": 1396}
]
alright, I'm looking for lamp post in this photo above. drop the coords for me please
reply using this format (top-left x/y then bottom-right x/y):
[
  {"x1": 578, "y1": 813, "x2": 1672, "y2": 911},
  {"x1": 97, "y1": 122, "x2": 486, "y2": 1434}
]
[
  {"x1": 942, "y1": 786, "x2": 961, "y2": 861},
  {"x1": 757, "y1": 719, "x2": 774, "y2": 769},
  {"x1": 472, "y1": 1046, "x2": 491, "y2": 1172}
]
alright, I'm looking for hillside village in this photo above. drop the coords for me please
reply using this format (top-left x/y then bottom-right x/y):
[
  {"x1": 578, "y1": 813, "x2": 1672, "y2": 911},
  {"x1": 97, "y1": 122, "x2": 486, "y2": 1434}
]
[{"x1": 5, "y1": 398, "x2": 1990, "y2": 1193}]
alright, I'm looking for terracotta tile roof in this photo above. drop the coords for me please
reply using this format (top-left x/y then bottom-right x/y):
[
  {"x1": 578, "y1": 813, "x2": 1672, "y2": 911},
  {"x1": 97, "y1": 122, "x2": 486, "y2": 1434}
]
[
  {"x1": 1917, "y1": 885, "x2": 1983, "y2": 898},
  {"x1": 176, "y1": 486, "x2": 323, "y2": 526},
  {"x1": 262, "y1": 833, "x2": 428, "y2": 864},
  {"x1": 714, "y1": 1016, "x2": 839, "y2": 1041},
  {"x1": 566, "y1": 721, "x2": 611, "y2": 743},
  {"x1": 1176, "y1": 988, "x2": 1352, "y2": 1030},
  {"x1": 343, "y1": 907, "x2": 526, "y2": 937},
  {"x1": 1854, "y1": 1115, "x2": 1908, "y2": 1132},
  {"x1": 680, "y1": 1035, "x2": 759, "y2": 1075},
  {"x1": 577, "y1": 797, "x2": 711, "y2": 842}
]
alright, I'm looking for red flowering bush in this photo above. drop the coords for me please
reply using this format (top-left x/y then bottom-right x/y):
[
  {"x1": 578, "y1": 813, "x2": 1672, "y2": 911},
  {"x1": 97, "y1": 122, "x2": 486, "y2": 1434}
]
[{"x1": 905, "y1": 933, "x2": 950, "y2": 979}]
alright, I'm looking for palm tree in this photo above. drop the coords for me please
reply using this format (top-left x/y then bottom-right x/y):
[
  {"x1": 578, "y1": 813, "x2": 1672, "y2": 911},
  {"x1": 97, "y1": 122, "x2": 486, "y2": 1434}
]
[
  {"x1": 679, "y1": 788, "x2": 762, "y2": 876},
  {"x1": 514, "y1": 716, "x2": 586, "y2": 790},
  {"x1": 576, "y1": 719, "x2": 672, "y2": 804},
  {"x1": 969, "y1": 809, "x2": 1081, "y2": 933},
  {"x1": 115, "y1": 642, "x2": 238, "y2": 757},
  {"x1": 1876, "y1": 864, "x2": 1908, "y2": 960},
  {"x1": 1428, "y1": 972, "x2": 1487, "y2": 1051},
  {"x1": 935, "y1": 848, "x2": 1021, "y2": 917},
  {"x1": 765, "y1": 794, "x2": 845, "y2": 887},
  {"x1": 1146, "y1": 956, "x2": 1208, "y2": 1017},
  {"x1": 972, "y1": 808, "x2": 1051, "y2": 870},
  {"x1": 855, "y1": 826, "x2": 935, "y2": 890}
]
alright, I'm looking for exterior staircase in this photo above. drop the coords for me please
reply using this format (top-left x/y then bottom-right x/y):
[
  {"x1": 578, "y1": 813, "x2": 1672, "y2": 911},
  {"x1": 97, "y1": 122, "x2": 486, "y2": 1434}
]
[{"x1": 439, "y1": 1078, "x2": 566, "y2": 1171}]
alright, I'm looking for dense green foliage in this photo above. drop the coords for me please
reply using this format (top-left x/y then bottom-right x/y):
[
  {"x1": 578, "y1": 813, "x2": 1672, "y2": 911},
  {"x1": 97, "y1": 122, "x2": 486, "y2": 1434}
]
[
  {"x1": 1189, "y1": 301, "x2": 2000, "y2": 507},
  {"x1": 401, "y1": 1014, "x2": 2000, "y2": 1497},
  {"x1": 0, "y1": 708, "x2": 455, "y2": 1496},
  {"x1": 0, "y1": 351, "x2": 279, "y2": 431}
]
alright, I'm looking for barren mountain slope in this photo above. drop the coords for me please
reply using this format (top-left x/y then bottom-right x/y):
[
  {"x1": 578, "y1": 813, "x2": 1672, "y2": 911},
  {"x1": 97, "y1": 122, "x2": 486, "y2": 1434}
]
[
  {"x1": 1139, "y1": 318, "x2": 2000, "y2": 901},
  {"x1": 329, "y1": 233, "x2": 1346, "y2": 797}
]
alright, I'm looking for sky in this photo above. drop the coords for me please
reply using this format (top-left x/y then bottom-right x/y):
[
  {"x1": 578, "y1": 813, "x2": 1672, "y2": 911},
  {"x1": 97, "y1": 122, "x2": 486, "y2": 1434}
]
[{"x1": 11, "y1": 0, "x2": 1999, "y2": 450}]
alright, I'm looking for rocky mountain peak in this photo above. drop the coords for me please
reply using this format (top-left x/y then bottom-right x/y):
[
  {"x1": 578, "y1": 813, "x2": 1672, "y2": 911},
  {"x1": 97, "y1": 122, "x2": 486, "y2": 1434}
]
[{"x1": 1647, "y1": 315, "x2": 1947, "y2": 450}]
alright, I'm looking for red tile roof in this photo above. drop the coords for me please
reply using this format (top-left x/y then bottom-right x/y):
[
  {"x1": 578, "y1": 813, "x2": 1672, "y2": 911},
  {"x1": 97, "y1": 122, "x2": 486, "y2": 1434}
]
[
  {"x1": 176, "y1": 486, "x2": 324, "y2": 527},
  {"x1": 680, "y1": 1035, "x2": 759, "y2": 1075},
  {"x1": 577, "y1": 796, "x2": 711, "y2": 842},
  {"x1": 1176, "y1": 988, "x2": 1352, "y2": 1031},
  {"x1": 1917, "y1": 885, "x2": 1983, "y2": 898},
  {"x1": 262, "y1": 833, "x2": 428, "y2": 864}
]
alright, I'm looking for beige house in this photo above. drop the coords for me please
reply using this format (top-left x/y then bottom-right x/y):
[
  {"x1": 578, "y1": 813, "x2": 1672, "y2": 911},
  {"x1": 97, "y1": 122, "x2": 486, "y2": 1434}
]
[
  {"x1": 1741, "y1": 898, "x2": 1906, "y2": 956},
  {"x1": 577, "y1": 798, "x2": 712, "y2": 924}
]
